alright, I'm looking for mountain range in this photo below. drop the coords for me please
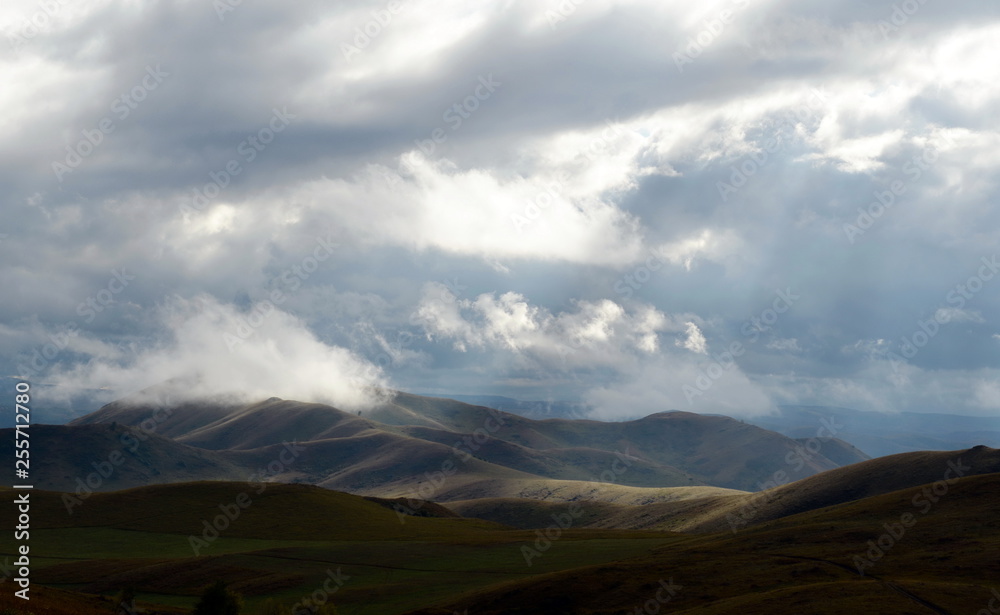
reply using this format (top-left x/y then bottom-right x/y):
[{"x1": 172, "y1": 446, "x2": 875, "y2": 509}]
[
  {"x1": 440, "y1": 393, "x2": 1000, "y2": 457},
  {"x1": 3, "y1": 387, "x2": 998, "y2": 614},
  {"x1": 11, "y1": 389, "x2": 870, "y2": 500}
]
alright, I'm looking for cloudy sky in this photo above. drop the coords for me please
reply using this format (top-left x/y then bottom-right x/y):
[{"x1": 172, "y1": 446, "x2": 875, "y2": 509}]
[{"x1": 3, "y1": 0, "x2": 1000, "y2": 422}]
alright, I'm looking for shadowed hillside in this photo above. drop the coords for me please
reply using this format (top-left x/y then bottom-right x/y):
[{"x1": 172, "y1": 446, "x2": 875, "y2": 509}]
[
  {"x1": 67, "y1": 389, "x2": 868, "y2": 492},
  {"x1": 0, "y1": 423, "x2": 250, "y2": 492},
  {"x1": 4, "y1": 472, "x2": 998, "y2": 614},
  {"x1": 448, "y1": 446, "x2": 1000, "y2": 537},
  {"x1": 0, "y1": 481, "x2": 680, "y2": 614},
  {"x1": 403, "y1": 471, "x2": 1000, "y2": 615}
]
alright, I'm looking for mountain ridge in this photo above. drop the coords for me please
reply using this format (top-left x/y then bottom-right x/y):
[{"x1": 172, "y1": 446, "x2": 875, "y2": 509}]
[{"x1": 31, "y1": 389, "x2": 870, "y2": 499}]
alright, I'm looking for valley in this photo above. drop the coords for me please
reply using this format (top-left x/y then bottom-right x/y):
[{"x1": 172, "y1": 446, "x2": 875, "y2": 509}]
[{"x1": 0, "y1": 390, "x2": 996, "y2": 614}]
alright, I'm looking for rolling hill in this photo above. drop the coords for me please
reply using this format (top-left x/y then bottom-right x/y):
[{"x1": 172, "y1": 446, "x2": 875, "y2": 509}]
[
  {"x1": 445, "y1": 445, "x2": 1000, "y2": 537},
  {"x1": 0, "y1": 423, "x2": 250, "y2": 493},
  {"x1": 7, "y1": 387, "x2": 997, "y2": 615},
  {"x1": 403, "y1": 470, "x2": 1000, "y2": 615},
  {"x1": 440, "y1": 394, "x2": 1000, "y2": 458},
  {"x1": 2, "y1": 419, "x2": 748, "y2": 508},
  {"x1": 64, "y1": 389, "x2": 868, "y2": 494},
  {"x1": 0, "y1": 481, "x2": 680, "y2": 615},
  {"x1": 4, "y1": 469, "x2": 998, "y2": 614}
]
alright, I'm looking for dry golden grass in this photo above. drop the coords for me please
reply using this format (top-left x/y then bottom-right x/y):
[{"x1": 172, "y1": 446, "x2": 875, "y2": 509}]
[{"x1": 403, "y1": 471, "x2": 1000, "y2": 614}]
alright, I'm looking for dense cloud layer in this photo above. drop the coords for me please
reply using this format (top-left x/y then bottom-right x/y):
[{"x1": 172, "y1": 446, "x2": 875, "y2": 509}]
[
  {"x1": 43, "y1": 295, "x2": 391, "y2": 410},
  {"x1": 2, "y1": 0, "x2": 999, "y2": 419}
]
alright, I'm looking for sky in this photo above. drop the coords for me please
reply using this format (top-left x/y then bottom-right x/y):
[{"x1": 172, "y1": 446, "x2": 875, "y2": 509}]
[{"x1": 3, "y1": 0, "x2": 1000, "y2": 423}]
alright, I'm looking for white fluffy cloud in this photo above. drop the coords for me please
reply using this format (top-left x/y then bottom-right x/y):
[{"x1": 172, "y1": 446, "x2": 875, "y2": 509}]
[
  {"x1": 584, "y1": 354, "x2": 776, "y2": 420},
  {"x1": 413, "y1": 283, "x2": 679, "y2": 362},
  {"x1": 3, "y1": 0, "x2": 1000, "y2": 421},
  {"x1": 45, "y1": 296, "x2": 390, "y2": 410},
  {"x1": 412, "y1": 283, "x2": 775, "y2": 417},
  {"x1": 676, "y1": 322, "x2": 708, "y2": 354}
]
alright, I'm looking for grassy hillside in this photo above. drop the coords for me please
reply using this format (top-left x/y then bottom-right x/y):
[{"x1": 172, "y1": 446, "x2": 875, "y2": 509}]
[
  {"x1": 68, "y1": 392, "x2": 240, "y2": 437},
  {"x1": 431, "y1": 479, "x2": 744, "y2": 506},
  {"x1": 384, "y1": 397, "x2": 866, "y2": 489},
  {"x1": 677, "y1": 444, "x2": 1000, "y2": 533},
  {"x1": 397, "y1": 423, "x2": 696, "y2": 487},
  {"x1": 443, "y1": 485, "x2": 742, "y2": 529},
  {"x1": 4, "y1": 471, "x2": 997, "y2": 614},
  {"x1": 0, "y1": 482, "x2": 680, "y2": 615},
  {"x1": 0, "y1": 481, "x2": 504, "y2": 539},
  {"x1": 441, "y1": 446, "x2": 1000, "y2": 537},
  {"x1": 0, "y1": 423, "x2": 250, "y2": 492},
  {"x1": 176, "y1": 398, "x2": 378, "y2": 450},
  {"x1": 70, "y1": 390, "x2": 867, "y2": 493},
  {"x1": 5, "y1": 420, "x2": 749, "y2": 507},
  {"x1": 402, "y1": 471, "x2": 1000, "y2": 614}
]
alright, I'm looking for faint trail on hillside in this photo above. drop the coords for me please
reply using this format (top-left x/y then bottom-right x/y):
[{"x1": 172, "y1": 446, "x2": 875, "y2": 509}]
[
  {"x1": 882, "y1": 581, "x2": 952, "y2": 615},
  {"x1": 771, "y1": 554, "x2": 953, "y2": 615}
]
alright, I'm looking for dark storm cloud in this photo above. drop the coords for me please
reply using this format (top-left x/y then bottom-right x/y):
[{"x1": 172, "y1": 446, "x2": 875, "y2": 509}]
[{"x1": 2, "y1": 0, "x2": 999, "y2": 419}]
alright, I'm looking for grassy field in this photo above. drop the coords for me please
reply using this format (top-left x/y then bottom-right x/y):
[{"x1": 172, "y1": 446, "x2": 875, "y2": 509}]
[
  {"x1": 405, "y1": 472, "x2": 1000, "y2": 614},
  {"x1": 26, "y1": 532, "x2": 681, "y2": 614},
  {"x1": 0, "y1": 482, "x2": 682, "y2": 614},
  {"x1": 2, "y1": 473, "x2": 998, "y2": 614}
]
